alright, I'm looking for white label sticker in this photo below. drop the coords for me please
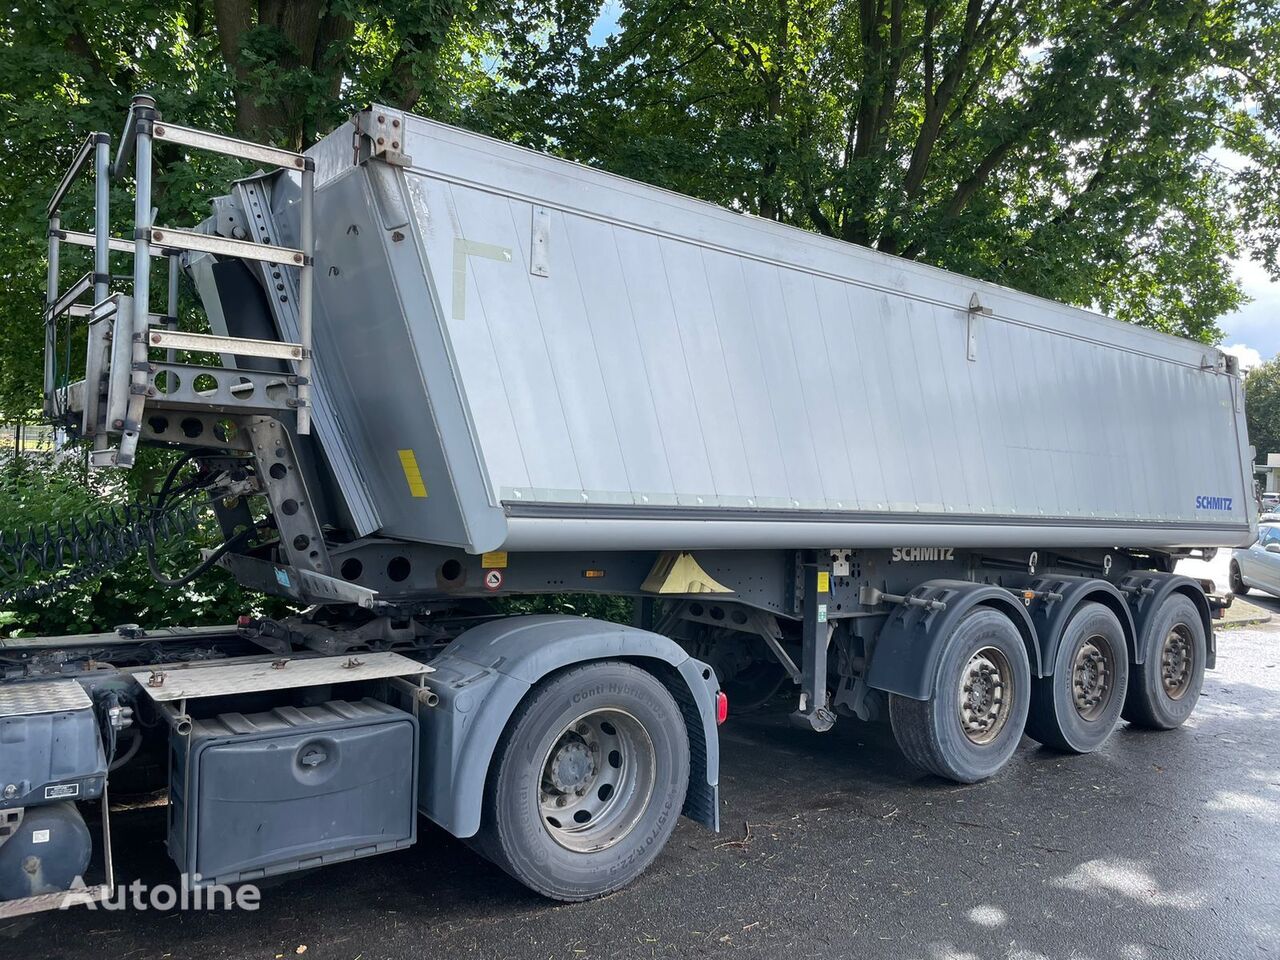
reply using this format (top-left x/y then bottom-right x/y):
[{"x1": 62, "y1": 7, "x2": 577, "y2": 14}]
[
  {"x1": 44, "y1": 783, "x2": 79, "y2": 800},
  {"x1": 32, "y1": 829, "x2": 50, "y2": 844}
]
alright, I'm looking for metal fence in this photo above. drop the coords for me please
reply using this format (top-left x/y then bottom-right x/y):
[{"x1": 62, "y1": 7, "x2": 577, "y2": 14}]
[{"x1": 0, "y1": 423, "x2": 59, "y2": 457}]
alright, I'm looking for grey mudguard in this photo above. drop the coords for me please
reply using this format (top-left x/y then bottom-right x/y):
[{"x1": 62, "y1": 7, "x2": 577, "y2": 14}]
[
  {"x1": 414, "y1": 615, "x2": 720, "y2": 838},
  {"x1": 1116, "y1": 572, "x2": 1215, "y2": 669},
  {"x1": 865, "y1": 580, "x2": 1040, "y2": 701}
]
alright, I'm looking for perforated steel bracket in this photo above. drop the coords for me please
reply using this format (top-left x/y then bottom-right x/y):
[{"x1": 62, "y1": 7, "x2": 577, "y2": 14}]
[
  {"x1": 354, "y1": 108, "x2": 412, "y2": 167},
  {"x1": 245, "y1": 417, "x2": 331, "y2": 575}
]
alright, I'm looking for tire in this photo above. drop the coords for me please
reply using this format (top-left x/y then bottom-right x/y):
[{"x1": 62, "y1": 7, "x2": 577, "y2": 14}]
[
  {"x1": 473, "y1": 661, "x2": 690, "y2": 901},
  {"x1": 1123, "y1": 594, "x2": 1206, "y2": 730},
  {"x1": 889, "y1": 608, "x2": 1031, "y2": 783},
  {"x1": 1229, "y1": 561, "x2": 1249, "y2": 595},
  {"x1": 1025, "y1": 602, "x2": 1129, "y2": 753}
]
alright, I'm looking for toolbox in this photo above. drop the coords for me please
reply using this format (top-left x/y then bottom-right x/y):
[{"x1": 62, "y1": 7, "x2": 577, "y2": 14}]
[{"x1": 168, "y1": 698, "x2": 417, "y2": 885}]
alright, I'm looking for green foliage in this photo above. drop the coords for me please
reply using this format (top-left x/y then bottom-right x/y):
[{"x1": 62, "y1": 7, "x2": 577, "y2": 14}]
[
  {"x1": 480, "y1": 0, "x2": 1280, "y2": 343},
  {"x1": 1245, "y1": 359, "x2": 1280, "y2": 465},
  {"x1": 496, "y1": 592, "x2": 634, "y2": 625},
  {"x1": 0, "y1": 452, "x2": 290, "y2": 635},
  {"x1": 0, "y1": 0, "x2": 513, "y2": 421},
  {"x1": 3, "y1": 1, "x2": 1276, "y2": 417}
]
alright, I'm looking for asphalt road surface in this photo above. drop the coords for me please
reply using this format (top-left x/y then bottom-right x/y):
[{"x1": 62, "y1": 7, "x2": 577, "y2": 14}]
[{"x1": 8, "y1": 600, "x2": 1280, "y2": 960}]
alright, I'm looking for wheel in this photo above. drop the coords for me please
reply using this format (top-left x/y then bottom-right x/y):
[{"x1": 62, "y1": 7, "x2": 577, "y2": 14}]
[
  {"x1": 1123, "y1": 594, "x2": 1206, "y2": 730},
  {"x1": 889, "y1": 608, "x2": 1031, "y2": 783},
  {"x1": 1229, "y1": 560, "x2": 1249, "y2": 595},
  {"x1": 473, "y1": 661, "x2": 689, "y2": 901},
  {"x1": 1025, "y1": 602, "x2": 1129, "y2": 753}
]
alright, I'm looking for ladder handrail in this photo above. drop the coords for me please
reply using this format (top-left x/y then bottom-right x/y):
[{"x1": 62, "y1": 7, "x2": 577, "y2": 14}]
[
  {"x1": 43, "y1": 93, "x2": 318, "y2": 465},
  {"x1": 151, "y1": 121, "x2": 307, "y2": 171},
  {"x1": 46, "y1": 131, "x2": 107, "y2": 217}
]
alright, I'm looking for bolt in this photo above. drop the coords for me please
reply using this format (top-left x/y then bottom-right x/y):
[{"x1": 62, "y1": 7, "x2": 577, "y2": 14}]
[
  {"x1": 392, "y1": 118, "x2": 400, "y2": 128},
  {"x1": 377, "y1": 136, "x2": 385, "y2": 146}
]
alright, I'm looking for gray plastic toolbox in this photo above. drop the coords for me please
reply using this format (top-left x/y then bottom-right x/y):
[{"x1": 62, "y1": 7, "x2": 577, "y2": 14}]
[
  {"x1": 168, "y1": 698, "x2": 417, "y2": 885},
  {"x1": 0, "y1": 680, "x2": 105, "y2": 811}
]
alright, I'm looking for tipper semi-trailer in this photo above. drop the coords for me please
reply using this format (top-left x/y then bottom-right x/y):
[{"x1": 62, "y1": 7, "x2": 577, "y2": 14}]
[{"x1": 0, "y1": 95, "x2": 1254, "y2": 914}]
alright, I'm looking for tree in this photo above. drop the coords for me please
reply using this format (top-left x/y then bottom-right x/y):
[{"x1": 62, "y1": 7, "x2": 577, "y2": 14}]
[
  {"x1": 500, "y1": 0, "x2": 1280, "y2": 342},
  {"x1": 0, "y1": 0, "x2": 515, "y2": 419},
  {"x1": 1246, "y1": 358, "x2": 1280, "y2": 464},
  {"x1": 3, "y1": 0, "x2": 1279, "y2": 426}
]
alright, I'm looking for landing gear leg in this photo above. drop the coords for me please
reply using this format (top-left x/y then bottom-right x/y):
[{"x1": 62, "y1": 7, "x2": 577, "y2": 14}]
[{"x1": 792, "y1": 555, "x2": 836, "y2": 732}]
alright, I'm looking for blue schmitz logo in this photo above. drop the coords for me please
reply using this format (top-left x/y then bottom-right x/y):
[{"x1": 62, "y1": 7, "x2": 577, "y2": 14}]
[{"x1": 1194, "y1": 495, "x2": 1233, "y2": 510}]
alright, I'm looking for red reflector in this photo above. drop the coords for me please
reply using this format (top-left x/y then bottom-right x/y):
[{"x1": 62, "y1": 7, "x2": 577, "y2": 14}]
[{"x1": 715, "y1": 690, "x2": 729, "y2": 725}]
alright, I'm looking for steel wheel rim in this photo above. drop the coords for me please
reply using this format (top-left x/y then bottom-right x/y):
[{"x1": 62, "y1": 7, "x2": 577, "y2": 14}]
[
  {"x1": 958, "y1": 646, "x2": 1014, "y2": 745},
  {"x1": 1160, "y1": 625, "x2": 1195, "y2": 700},
  {"x1": 1070, "y1": 635, "x2": 1115, "y2": 722},
  {"x1": 539, "y1": 708, "x2": 656, "y2": 853}
]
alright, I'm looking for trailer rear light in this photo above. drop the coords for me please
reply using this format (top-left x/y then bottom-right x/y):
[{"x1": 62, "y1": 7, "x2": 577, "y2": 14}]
[{"x1": 715, "y1": 690, "x2": 729, "y2": 725}]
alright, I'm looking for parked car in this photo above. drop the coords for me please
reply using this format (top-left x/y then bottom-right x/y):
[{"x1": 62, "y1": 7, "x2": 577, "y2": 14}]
[
  {"x1": 1261, "y1": 492, "x2": 1280, "y2": 510},
  {"x1": 1231, "y1": 523, "x2": 1280, "y2": 597}
]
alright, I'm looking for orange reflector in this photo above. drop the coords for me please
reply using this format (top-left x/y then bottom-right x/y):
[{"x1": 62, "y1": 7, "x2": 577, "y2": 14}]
[
  {"x1": 583, "y1": 569, "x2": 606, "y2": 579},
  {"x1": 1023, "y1": 590, "x2": 1036, "y2": 600},
  {"x1": 715, "y1": 690, "x2": 729, "y2": 725}
]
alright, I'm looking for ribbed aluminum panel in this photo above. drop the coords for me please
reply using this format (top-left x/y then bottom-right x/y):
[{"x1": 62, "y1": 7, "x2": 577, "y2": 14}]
[
  {"x1": 0, "y1": 680, "x2": 92, "y2": 718},
  {"x1": 133, "y1": 652, "x2": 430, "y2": 702}
]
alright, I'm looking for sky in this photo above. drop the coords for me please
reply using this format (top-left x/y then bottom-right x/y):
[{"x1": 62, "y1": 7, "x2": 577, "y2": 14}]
[{"x1": 1219, "y1": 259, "x2": 1280, "y2": 370}]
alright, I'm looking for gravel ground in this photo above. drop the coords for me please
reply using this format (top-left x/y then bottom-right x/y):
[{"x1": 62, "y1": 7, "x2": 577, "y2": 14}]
[{"x1": 7, "y1": 604, "x2": 1280, "y2": 960}]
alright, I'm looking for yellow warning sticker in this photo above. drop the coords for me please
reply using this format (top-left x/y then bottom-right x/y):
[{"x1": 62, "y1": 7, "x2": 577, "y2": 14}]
[
  {"x1": 816, "y1": 571, "x2": 830, "y2": 594},
  {"x1": 481, "y1": 551, "x2": 509, "y2": 569},
  {"x1": 397, "y1": 449, "x2": 428, "y2": 498}
]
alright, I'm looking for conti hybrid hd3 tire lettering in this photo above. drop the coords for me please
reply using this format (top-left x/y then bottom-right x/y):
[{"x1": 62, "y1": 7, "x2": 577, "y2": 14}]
[{"x1": 474, "y1": 661, "x2": 690, "y2": 901}]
